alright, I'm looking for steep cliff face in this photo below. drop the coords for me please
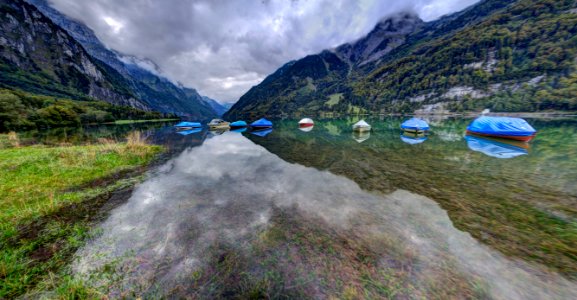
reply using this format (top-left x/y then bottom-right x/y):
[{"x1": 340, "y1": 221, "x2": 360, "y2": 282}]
[
  {"x1": 226, "y1": 0, "x2": 577, "y2": 117},
  {"x1": 26, "y1": 0, "x2": 217, "y2": 118},
  {"x1": 335, "y1": 12, "x2": 423, "y2": 66},
  {"x1": 0, "y1": 0, "x2": 149, "y2": 110}
]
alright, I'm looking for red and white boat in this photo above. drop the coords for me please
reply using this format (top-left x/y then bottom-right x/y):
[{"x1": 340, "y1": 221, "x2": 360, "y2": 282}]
[{"x1": 298, "y1": 118, "x2": 314, "y2": 128}]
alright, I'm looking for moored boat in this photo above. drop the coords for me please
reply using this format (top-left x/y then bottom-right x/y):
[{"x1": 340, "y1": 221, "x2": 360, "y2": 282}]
[
  {"x1": 230, "y1": 120, "x2": 248, "y2": 129},
  {"x1": 352, "y1": 120, "x2": 371, "y2": 132},
  {"x1": 250, "y1": 118, "x2": 273, "y2": 129},
  {"x1": 208, "y1": 119, "x2": 230, "y2": 130},
  {"x1": 174, "y1": 121, "x2": 202, "y2": 130},
  {"x1": 467, "y1": 116, "x2": 536, "y2": 142},
  {"x1": 401, "y1": 118, "x2": 430, "y2": 133},
  {"x1": 298, "y1": 118, "x2": 314, "y2": 128}
]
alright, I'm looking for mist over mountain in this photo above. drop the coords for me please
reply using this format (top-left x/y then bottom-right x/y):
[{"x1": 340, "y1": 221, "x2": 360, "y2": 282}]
[
  {"x1": 225, "y1": 0, "x2": 577, "y2": 119},
  {"x1": 0, "y1": 0, "x2": 219, "y2": 118}
]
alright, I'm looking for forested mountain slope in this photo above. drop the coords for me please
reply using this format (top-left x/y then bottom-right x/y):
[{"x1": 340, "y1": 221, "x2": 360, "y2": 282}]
[{"x1": 225, "y1": 0, "x2": 577, "y2": 119}]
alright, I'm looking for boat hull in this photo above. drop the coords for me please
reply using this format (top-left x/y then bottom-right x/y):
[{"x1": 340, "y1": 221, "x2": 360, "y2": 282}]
[
  {"x1": 299, "y1": 123, "x2": 314, "y2": 128},
  {"x1": 353, "y1": 126, "x2": 371, "y2": 132},
  {"x1": 466, "y1": 130, "x2": 536, "y2": 142},
  {"x1": 402, "y1": 128, "x2": 427, "y2": 134}
]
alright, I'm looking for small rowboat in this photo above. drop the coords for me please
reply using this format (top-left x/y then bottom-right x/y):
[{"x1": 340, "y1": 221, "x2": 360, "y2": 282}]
[
  {"x1": 251, "y1": 118, "x2": 273, "y2": 129},
  {"x1": 401, "y1": 118, "x2": 430, "y2": 133},
  {"x1": 208, "y1": 119, "x2": 230, "y2": 130},
  {"x1": 467, "y1": 116, "x2": 536, "y2": 142},
  {"x1": 174, "y1": 121, "x2": 201, "y2": 130},
  {"x1": 230, "y1": 120, "x2": 248, "y2": 129},
  {"x1": 298, "y1": 118, "x2": 314, "y2": 128},
  {"x1": 352, "y1": 120, "x2": 371, "y2": 132}
]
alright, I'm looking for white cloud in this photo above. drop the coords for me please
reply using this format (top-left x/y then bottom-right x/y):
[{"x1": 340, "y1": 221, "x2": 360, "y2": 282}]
[{"x1": 47, "y1": 0, "x2": 479, "y2": 102}]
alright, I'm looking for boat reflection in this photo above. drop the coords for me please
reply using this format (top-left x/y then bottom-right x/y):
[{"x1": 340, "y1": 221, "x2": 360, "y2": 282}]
[
  {"x1": 352, "y1": 130, "x2": 370, "y2": 143},
  {"x1": 465, "y1": 135, "x2": 529, "y2": 159},
  {"x1": 230, "y1": 127, "x2": 248, "y2": 133},
  {"x1": 401, "y1": 132, "x2": 427, "y2": 145},
  {"x1": 250, "y1": 128, "x2": 273, "y2": 137},
  {"x1": 298, "y1": 126, "x2": 314, "y2": 132},
  {"x1": 176, "y1": 128, "x2": 203, "y2": 136}
]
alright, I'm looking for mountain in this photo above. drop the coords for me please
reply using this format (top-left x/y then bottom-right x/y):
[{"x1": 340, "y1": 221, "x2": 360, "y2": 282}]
[
  {"x1": 14, "y1": 0, "x2": 217, "y2": 118},
  {"x1": 201, "y1": 96, "x2": 228, "y2": 117},
  {"x1": 0, "y1": 0, "x2": 148, "y2": 109},
  {"x1": 225, "y1": 0, "x2": 577, "y2": 118}
]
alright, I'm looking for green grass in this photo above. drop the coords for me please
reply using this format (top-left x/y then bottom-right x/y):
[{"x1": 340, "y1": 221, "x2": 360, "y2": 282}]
[
  {"x1": 109, "y1": 118, "x2": 179, "y2": 125},
  {"x1": 0, "y1": 132, "x2": 162, "y2": 298}
]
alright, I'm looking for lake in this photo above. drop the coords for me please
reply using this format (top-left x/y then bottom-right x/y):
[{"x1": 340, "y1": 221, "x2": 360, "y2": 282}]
[{"x1": 39, "y1": 117, "x2": 577, "y2": 298}]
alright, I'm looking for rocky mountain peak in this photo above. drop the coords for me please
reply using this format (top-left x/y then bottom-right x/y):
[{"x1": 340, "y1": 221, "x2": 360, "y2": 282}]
[{"x1": 335, "y1": 12, "x2": 423, "y2": 65}]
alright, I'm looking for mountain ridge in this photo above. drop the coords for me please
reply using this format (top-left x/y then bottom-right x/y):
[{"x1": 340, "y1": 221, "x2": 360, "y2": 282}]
[
  {"x1": 225, "y1": 0, "x2": 577, "y2": 119},
  {"x1": 10, "y1": 0, "x2": 219, "y2": 118}
]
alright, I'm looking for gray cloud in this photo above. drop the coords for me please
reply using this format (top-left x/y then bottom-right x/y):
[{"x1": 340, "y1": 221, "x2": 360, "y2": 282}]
[{"x1": 47, "y1": 0, "x2": 479, "y2": 102}]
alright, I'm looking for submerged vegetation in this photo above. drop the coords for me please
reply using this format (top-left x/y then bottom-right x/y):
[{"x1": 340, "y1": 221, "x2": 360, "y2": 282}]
[
  {"x1": 0, "y1": 131, "x2": 162, "y2": 298},
  {"x1": 248, "y1": 118, "x2": 577, "y2": 278},
  {"x1": 0, "y1": 89, "x2": 177, "y2": 133}
]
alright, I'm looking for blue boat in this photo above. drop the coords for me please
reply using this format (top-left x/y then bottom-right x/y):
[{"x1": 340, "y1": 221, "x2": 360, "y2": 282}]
[
  {"x1": 250, "y1": 118, "x2": 273, "y2": 129},
  {"x1": 175, "y1": 121, "x2": 202, "y2": 129},
  {"x1": 465, "y1": 135, "x2": 528, "y2": 159},
  {"x1": 401, "y1": 118, "x2": 430, "y2": 132},
  {"x1": 230, "y1": 120, "x2": 248, "y2": 128},
  {"x1": 467, "y1": 116, "x2": 536, "y2": 142},
  {"x1": 176, "y1": 128, "x2": 202, "y2": 136},
  {"x1": 250, "y1": 128, "x2": 273, "y2": 137}
]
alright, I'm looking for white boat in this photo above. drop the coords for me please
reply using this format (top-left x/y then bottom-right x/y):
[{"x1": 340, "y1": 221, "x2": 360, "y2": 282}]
[
  {"x1": 208, "y1": 119, "x2": 230, "y2": 130},
  {"x1": 352, "y1": 120, "x2": 371, "y2": 132},
  {"x1": 298, "y1": 126, "x2": 314, "y2": 132},
  {"x1": 298, "y1": 118, "x2": 314, "y2": 128}
]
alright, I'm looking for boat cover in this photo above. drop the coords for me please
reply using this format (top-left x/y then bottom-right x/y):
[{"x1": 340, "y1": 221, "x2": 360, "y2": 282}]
[
  {"x1": 467, "y1": 116, "x2": 536, "y2": 136},
  {"x1": 401, "y1": 118, "x2": 430, "y2": 131},
  {"x1": 250, "y1": 128, "x2": 273, "y2": 137},
  {"x1": 353, "y1": 120, "x2": 370, "y2": 127},
  {"x1": 230, "y1": 121, "x2": 248, "y2": 127},
  {"x1": 465, "y1": 135, "x2": 528, "y2": 159},
  {"x1": 251, "y1": 118, "x2": 273, "y2": 127},
  {"x1": 401, "y1": 135, "x2": 427, "y2": 145},
  {"x1": 175, "y1": 122, "x2": 201, "y2": 128}
]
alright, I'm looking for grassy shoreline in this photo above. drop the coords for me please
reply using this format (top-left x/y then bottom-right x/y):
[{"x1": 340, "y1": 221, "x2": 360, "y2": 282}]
[{"x1": 0, "y1": 132, "x2": 163, "y2": 298}]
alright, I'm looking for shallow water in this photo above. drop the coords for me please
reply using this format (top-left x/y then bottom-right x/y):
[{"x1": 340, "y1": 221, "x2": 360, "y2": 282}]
[{"x1": 66, "y1": 117, "x2": 577, "y2": 298}]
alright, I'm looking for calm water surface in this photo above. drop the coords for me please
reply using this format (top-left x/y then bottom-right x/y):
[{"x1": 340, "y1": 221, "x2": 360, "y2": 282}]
[{"x1": 51, "y1": 117, "x2": 577, "y2": 298}]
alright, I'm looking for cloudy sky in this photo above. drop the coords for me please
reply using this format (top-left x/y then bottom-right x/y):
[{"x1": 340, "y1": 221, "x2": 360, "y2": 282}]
[{"x1": 47, "y1": 0, "x2": 479, "y2": 102}]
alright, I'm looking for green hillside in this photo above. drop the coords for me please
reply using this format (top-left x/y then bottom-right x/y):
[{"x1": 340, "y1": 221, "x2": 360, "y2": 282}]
[{"x1": 225, "y1": 0, "x2": 577, "y2": 119}]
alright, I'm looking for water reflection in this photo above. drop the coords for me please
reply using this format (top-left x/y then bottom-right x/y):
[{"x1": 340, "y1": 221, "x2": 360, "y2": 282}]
[
  {"x1": 176, "y1": 128, "x2": 203, "y2": 136},
  {"x1": 466, "y1": 135, "x2": 529, "y2": 159},
  {"x1": 74, "y1": 133, "x2": 577, "y2": 299},
  {"x1": 250, "y1": 128, "x2": 273, "y2": 137},
  {"x1": 352, "y1": 130, "x2": 371, "y2": 143},
  {"x1": 400, "y1": 132, "x2": 427, "y2": 145},
  {"x1": 298, "y1": 126, "x2": 314, "y2": 132}
]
